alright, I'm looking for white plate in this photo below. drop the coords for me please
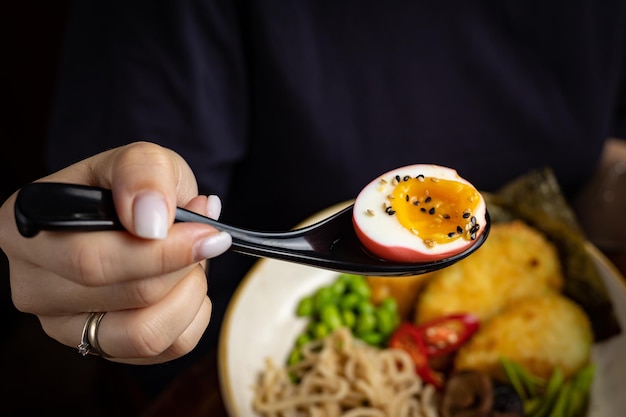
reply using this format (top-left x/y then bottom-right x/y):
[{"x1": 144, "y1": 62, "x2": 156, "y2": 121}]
[{"x1": 218, "y1": 203, "x2": 626, "y2": 417}]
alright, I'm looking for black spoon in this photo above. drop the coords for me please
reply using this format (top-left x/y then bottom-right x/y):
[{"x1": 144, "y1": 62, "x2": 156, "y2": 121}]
[{"x1": 14, "y1": 182, "x2": 490, "y2": 276}]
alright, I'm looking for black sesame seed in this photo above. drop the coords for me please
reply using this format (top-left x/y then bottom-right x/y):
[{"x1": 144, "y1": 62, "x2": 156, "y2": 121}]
[
  {"x1": 420, "y1": 208, "x2": 426, "y2": 213},
  {"x1": 395, "y1": 175, "x2": 401, "y2": 183},
  {"x1": 462, "y1": 212, "x2": 471, "y2": 219},
  {"x1": 403, "y1": 175, "x2": 410, "y2": 182},
  {"x1": 448, "y1": 232, "x2": 456, "y2": 238},
  {"x1": 429, "y1": 207, "x2": 435, "y2": 215},
  {"x1": 456, "y1": 226, "x2": 463, "y2": 234},
  {"x1": 443, "y1": 214, "x2": 451, "y2": 219},
  {"x1": 471, "y1": 216, "x2": 477, "y2": 225},
  {"x1": 405, "y1": 195, "x2": 410, "y2": 202},
  {"x1": 425, "y1": 196, "x2": 432, "y2": 203},
  {"x1": 413, "y1": 201, "x2": 420, "y2": 206},
  {"x1": 385, "y1": 206, "x2": 396, "y2": 215}
]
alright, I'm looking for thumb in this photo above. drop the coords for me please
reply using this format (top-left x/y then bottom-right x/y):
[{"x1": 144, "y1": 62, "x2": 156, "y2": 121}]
[{"x1": 93, "y1": 141, "x2": 200, "y2": 239}]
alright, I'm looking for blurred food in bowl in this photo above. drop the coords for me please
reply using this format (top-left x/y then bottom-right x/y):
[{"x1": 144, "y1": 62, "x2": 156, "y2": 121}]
[
  {"x1": 225, "y1": 166, "x2": 624, "y2": 417},
  {"x1": 413, "y1": 220, "x2": 564, "y2": 325},
  {"x1": 454, "y1": 291, "x2": 593, "y2": 381}
]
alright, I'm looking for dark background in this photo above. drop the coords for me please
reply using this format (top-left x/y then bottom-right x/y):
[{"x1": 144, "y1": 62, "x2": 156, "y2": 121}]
[{"x1": 1, "y1": 3, "x2": 151, "y2": 416}]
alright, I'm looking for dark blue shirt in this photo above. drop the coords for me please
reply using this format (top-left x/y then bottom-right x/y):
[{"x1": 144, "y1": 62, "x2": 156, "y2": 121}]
[{"x1": 46, "y1": 0, "x2": 626, "y2": 392}]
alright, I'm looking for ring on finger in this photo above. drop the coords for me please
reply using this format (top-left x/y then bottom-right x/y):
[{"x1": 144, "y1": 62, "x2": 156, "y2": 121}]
[{"x1": 77, "y1": 312, "x2": 111, "y2": 358}]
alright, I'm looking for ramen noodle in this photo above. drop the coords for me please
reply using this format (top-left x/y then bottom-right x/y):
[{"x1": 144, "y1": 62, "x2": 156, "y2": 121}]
[{"x1": 252, "y1": 327, "x2": 438, "y2": 417}]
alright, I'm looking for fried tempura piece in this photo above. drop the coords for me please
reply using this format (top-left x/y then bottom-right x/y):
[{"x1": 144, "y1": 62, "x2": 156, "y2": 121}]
[
  {"x1": 414, "y1": 220, "x2": 564, "y2": 324},
  {"x1": 367, "y1": 274, "x2": 433, "y2": 319},
  {"x1": 453, "y1": 292, "x2": 593, "y2": 381}
]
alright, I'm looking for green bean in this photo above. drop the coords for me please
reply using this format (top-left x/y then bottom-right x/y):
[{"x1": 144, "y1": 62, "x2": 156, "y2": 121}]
[
  {"x1": 567, "y1": 390, "x2": 589, "y2": 417},
  {"x1": 287, "y1": 348, "x2": 302, "y2": 366},
  {"x1": 341, "y1": 309, "x2": 357, "y2": 330},
  {"x1": 526, "y1": 367, "x2": 563, "y2": 417},
  {"x1": 295, "y1": 295, "x2": 315, "y2": 317},
  {"x1": 341, "y1": 273, "x2": 361, "y2": 285},
  {"x1": 501, "y1": 357, "x2": 541, "y2": 400},
  {"x1": 313, "y1": 286, "x2": 335, "y2": 311},
  {"x1": 501, "y1": 358, "x2": 588, "y2": 417},
  {"x1": 547, "y1": 379, "x2": 572, "y2": 417},
  {"x1": 320, "y1": 304, "x2": 343, "y2": 330},
  {"x1": 379, "y1": 296, "x2": 398, "y2": 313},
  {"x1": 501, "y1": 357, "x2": 528, "y2": 400},
  {"x1": 311, "y1": 321, "x2": 330, "y2": 340},
  {"x1": 378, "y1": 297, "x2": 401, "y2": 330},
  {"x1": 295, "y1": 332, "x2": 312, "y2": 347},
  {"x1": 337, "y1": 273, "x2": 355, "y2": 285},
  {"x1": 375, "y1": 306, "x2": 396, "y2": 337},
  {"x1": 349, "y1": 276, "x2": 371, "y2": 299},
  {"x1": 339, "y1": 292, "x2": 361, "y2": 310},
  {"x1": 356, "y1": 299, "x2": 375, "y2": 315},
  {"x1": 566, "y1": 364, "x2": 595, "y2": 417},
  {"x1": 330, "y1": 278, "x2": 347, "y2": 296},
  {"x1": 359, "y1": 331, "x2": 385, "y2": 346},
  {"x1": 571, "y1": 363, "x2": 595, "y2": 392},
  {"x1": 355, "y1": 312, "x2": 377, "y2": 336},
  {"x1": 523, "y1": 397, "x2": 542, "y2": 416}
]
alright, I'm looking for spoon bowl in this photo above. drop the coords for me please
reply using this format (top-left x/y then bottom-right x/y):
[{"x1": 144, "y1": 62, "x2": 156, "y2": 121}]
[{"x1": 14, "y1": 182, "x2": 490, "y2": 276}]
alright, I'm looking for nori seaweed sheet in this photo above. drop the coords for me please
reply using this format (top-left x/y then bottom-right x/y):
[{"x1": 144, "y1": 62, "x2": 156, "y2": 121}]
[{"x1": 484, "y1": 167, "x2": 621, "y2": 342}]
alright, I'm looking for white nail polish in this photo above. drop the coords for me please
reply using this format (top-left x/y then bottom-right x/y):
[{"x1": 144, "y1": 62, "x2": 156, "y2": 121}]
[
  {"x1": 194, "y1": 232, "x2": 232, "y2": 260},
  {"x1": 206, "y1": 195, "x2": 222, "y2": 220},
  {"x1": 134, "y1": 192, "x2": 168, "y2": 239}
]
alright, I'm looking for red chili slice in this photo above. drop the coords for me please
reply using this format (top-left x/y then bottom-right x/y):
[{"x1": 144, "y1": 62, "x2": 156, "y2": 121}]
[
  {"x1": 416, "y1": 313, "x2": 480, "y2": 357},
  {"x1": 388, "y1": 322, "x2": 444, "y2": 388}
]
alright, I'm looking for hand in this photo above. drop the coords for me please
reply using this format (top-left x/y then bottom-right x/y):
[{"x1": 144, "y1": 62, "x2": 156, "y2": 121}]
[{"x1": 0, "y1": 141, "x2": 232, "y2": 364}]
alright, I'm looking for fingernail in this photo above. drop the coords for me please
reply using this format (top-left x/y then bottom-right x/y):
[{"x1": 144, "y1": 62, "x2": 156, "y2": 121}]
[
  {"x1": 133, "y1": 192, "x2": 168, "y2": 239},
  {"x1": 194, "y1": 232, "x2": 232, "y2": 260},
  {"x1": 206, "y1": 195, "x2": 222, "y2": 220}
]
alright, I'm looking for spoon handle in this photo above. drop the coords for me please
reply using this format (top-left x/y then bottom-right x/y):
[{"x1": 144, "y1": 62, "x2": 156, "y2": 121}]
[
  {"x1": 13, "y1": 182, "x2": 317, "y2": 259},
  {"x1": 14, "y1": 182, "x2": 125, "y2": 237},
  {"x1": 13, "y1": 182, "x2": 221, "y2": 236}
]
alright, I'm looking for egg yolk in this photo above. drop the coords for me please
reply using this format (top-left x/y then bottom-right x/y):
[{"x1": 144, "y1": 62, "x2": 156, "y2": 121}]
[{"x1": 388, "y1": 176, "x2": 481, "y2": 247}]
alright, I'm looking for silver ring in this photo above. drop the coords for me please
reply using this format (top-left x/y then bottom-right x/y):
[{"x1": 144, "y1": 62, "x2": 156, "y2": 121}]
[{"x1": 77, "y1": 312, "x2": 110, "y2": 357}]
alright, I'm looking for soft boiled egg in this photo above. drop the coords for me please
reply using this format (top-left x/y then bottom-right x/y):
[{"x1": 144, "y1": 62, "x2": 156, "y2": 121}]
[{"x1": 353, "y1": 164, "x2": 487, "y2": 263}]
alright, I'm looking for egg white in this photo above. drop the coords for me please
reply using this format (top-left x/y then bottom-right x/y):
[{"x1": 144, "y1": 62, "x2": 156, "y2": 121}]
[{"x1": 352, "y1": 164, "x2": 487, "y2": 263}]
